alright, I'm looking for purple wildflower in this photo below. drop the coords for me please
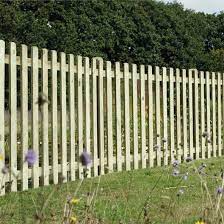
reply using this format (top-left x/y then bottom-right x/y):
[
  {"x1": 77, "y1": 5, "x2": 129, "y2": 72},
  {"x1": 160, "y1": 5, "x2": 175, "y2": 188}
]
[
  {"x1": 80, "y1": 151, "x2": 91, "y2": 166},
  {"x1": 217, "y1": 187, "x2": 223, "y2": 195},
  {"x1": 172, "y1": 160, "x2": 179, "y2": 168},
  {"x1": 25, "y1": 149, "x2": 37, "y2": 166},
  {"x1": 185, "y1": 156, "x2": 193, "y2": 163},
  {"x1": 172, "y1": 168, "x2": 180, "y2": 177},
  {"x1": 1, "y1": 166, "x2": 9, "y2": 174}
]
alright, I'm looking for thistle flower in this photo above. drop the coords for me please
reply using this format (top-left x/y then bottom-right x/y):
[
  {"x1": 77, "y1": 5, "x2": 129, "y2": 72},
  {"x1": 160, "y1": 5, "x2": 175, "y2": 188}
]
[
  {"x1": 80, "y1": 151, "x2": 91, "y2": 166},
  {"x1": 25, "y1": 149, "x2": 37, "y2": 166}
]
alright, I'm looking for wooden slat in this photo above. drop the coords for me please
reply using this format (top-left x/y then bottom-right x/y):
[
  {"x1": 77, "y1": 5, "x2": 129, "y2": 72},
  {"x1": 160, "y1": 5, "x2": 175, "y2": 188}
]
[
  {"x1": 0, "y1": 40, "x2": 5, "y2": 195},
  {"x1": 217, "y1": 72, "x2": 222, "y2": 156},
  {"x1": 77, "y1": 56, "x2": 83, "y2": 178},
  {"x1": 31, "y1": 46, "x2": 39, "y2": 188},
  {"x1": 182, "y1": 69, "x2": 188, "y2": 159},
  {"x1": 155, "y1": 67, "x2": 161, "y2": 166},
  {"x1": 200, "y1": 71, "x2": 206, "y2": 159},
  {"x1": 98, "y1": 59, "x2": 104, "y2": 175},
  {"x1": 60, "y1": 52, "x2": 67, "y2": 182},
  {"x1": 140, "y1": 65, "x2": 146, "y2": 168},
  {"x1": 223, "y1": 73, "x2": 224, "y2": 156},
  {"x1": 148, "y1": 66, "x2": 154, "y2": 167},
  {"x1": 194, "y1": 70, "x2": 199, "y2": 159},
  {"x1": 51, "y1": 50, "x2": 58, "y2": 184},
  {"x1": 106, "y1": 61, "x2": 113, "y2": 173},
  {"x1": 9, "y1": 42, "x2": 17, "y2": 192},
  {"x1": 124, "y1": 63, "x2": 130, "y2": 170},
  {"x1": 115, "y1": 62, "x2": 122, "y2": 171},
  {"x1": 188, "y1": 69, "x2": 194, "y2": 158},
  {"x1": 162, "y1": 67, "x2": 168, "y2": 165},
  {"x1": 176, "y1": 69, "x2": 181, "y2": 161},
  {"x1": 169, "y1": 68, "x2": 175, "y2": 163},
  {"x1": 41, "y1": 49, "x2": 49, "y2": 185},
  {"x1": 132, "y1": 64, "x2": 138, "y2": 169},
  {"x1": 84, "y1": 57, "x2": 90, "y2": 177},
  {"x1": 206, "y1": 72, "x2": 211, "y2": 158},
  {"x1": 21, "y1": 44, "x2": 28, "y2": 190},
  {"x1": 92, "y1": 59, "x2": 98, "y2": 176},
  {"x1": 212, "y1": 72, "x2": 216, "y2": 157},
  {"x1": 69, "y1": 54, "x2": 75, "y2": 181}
]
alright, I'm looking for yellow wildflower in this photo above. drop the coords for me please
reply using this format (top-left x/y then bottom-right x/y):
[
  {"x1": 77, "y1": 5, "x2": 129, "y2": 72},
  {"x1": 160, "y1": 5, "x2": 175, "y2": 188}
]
[
  {"x1": 195, "y1": 221, "x2": 206, "y2": 224},
  {"x1": 70, "y1": 216, "x2": 77, "y2": 223},
  {"x1": 0, "y1": 154, "x2": 3, "y2": 161},
  {"x1": 71, "y1": 198, "x2": 80, "y2": 205}
]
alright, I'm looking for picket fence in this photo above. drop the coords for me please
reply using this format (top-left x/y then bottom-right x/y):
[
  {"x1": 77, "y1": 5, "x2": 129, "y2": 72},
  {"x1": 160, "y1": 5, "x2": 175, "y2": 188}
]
[{"x1": 0, "y1": 40, "x2": 223, "y2": 195}]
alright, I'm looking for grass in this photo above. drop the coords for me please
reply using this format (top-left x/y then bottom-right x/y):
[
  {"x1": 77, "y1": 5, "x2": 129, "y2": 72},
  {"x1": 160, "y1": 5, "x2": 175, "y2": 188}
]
[{"x1": 0, "y1": 157, "x2": 224, "y2": 224}]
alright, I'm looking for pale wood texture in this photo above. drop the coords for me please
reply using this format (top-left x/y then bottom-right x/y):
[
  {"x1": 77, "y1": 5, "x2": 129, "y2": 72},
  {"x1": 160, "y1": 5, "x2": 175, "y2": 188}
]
[
  {"x1": 51, "y1": 50, "x2": 58, "y2": 184},
  {"x1": 115, "y1": 62, "x2": 122, "y2": 171},
  {"x1": 132, "y1": 64, "x2": 138, "y2": 169},
  {"x1": 212, "y1": 72, "x2": 216, "y2": 157},
  {"x1": 60, "y1": 52, "x2": 67, "y2": 182},
  {"x1": 106, "y1": 61, "x2": 113, "y2": 173},
  {"x1": 169, "y1": 68, "x2": 175, "y2": 163},
  {"x1": 92, "y1": 59, "x2": 98, "y2": 176},
  {"x1": 217, "y1": 72, "x2": 222, "y2": 157},
  {"x1": 0, "y1": 40, "x2": 5, "y2": 195},
  {"x1": 140, "y1": 65, "x2": 146, "y2": 168},
  {"x1": 155, "y1": 66, "x2": 161, "y2": 166},
  {"x1": 206, "y1": 72, "x2": 211, "y2": 158},
  {"x1": 69, "y1": 54, "x2": 75, "y2": 180},
  {"x1": 200, "y1": 71, "x2": 205, "y2": 159},
  {"x1": 182, "y1": 69, "x2": 188, "y2": 159},
  {"x1": 162, "y1": 67, "x2": 168, "y2": 165},
  {"x1": 98, "y1": 59, "x2": 104, "y2": 175},
  {"x1": 77, "y1": 56, "x2": 83, "y2": 178},
  {"x1": 41, "y1": 49, "x2": 49, "y2": 185},
  {"x1": 9, "y1": 42, "x2": 17, "y2": 192},
  {"x1": 194, "y1": 70, "x2": 199, "y2": 159},
  {"x1": 124, "y1": 63, "x2": 130, "y2": 170},
  {"x1": 21, "y1": 44, "x2": 28, "y2": 190},
  {"x1": 31, "y1": 46, "x2": 39, "y2": 188},
  {"x1": 188, "y1": 70, "x2": 194, "y2": 158},
  {"x1": 176, "y1": 69, "x2": 181, "y2": 161},
  {"x1": 148, "y1": 66, "x2": 154, "y2": 167}
]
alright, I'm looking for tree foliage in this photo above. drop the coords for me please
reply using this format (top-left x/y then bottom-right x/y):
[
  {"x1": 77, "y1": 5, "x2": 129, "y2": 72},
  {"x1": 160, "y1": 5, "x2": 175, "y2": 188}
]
[{"x1": 0, "y1": 0, "x2": 223, "y2": 72}]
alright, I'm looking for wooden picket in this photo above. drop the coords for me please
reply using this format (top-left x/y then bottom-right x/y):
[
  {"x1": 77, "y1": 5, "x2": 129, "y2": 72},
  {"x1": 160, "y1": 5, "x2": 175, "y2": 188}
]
[
  {"x1": 0, "y1": 40, "x2": 224, "y2": 195},
  {"x1": 0, "y1": 40, "x2": 5, "y2": 195},
  {"x1": 21, "y1": 44, "x2": 28, "y2": 190}
]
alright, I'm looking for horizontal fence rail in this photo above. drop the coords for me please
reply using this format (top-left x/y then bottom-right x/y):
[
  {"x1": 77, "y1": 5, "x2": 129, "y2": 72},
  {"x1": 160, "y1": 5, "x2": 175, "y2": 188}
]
[{"x1": 0, "y1": 40, "x2": 224, "y2": 195}]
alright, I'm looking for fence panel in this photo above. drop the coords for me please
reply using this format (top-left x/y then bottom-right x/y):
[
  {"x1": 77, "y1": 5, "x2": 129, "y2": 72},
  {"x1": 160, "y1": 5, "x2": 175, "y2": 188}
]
[{"x1": 0, "y1": 40, "x2": 224, "y2": 195}]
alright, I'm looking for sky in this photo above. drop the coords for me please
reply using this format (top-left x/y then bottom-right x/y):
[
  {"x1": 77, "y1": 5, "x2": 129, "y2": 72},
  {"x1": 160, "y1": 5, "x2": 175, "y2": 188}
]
[{"x1": 159, "y1": 0, "x2": 224, "y2": 14}]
